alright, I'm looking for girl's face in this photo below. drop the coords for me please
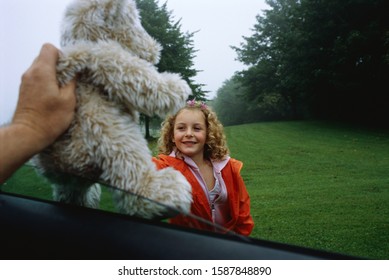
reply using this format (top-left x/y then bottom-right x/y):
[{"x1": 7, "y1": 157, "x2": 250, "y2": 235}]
[{"x1": 173, "y1": 109, "x2": 207, "y2": 160}]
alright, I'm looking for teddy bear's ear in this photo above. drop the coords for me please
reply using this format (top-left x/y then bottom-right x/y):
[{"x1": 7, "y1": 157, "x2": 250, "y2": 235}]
[
  {"x1": 60, "y1": 0, "x2": 161, "y2": 65},
  {"x1": 60, "y1": 0, "x2": 125, "y2": 45},
  {"x1": 112, "y1": 0, "x2": 162, "y2": 64},
  {"x1": 102, "y1": 0, "x2": 127, "y2": 26}
]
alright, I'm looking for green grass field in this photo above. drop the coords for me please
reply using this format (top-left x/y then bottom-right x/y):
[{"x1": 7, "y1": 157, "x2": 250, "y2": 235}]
[
  {"x1": 2, "y1": 120, "x2": 389, "y2": 259},
  {"x1": 225, "y1": 121, "x2": 389, "y2": 259}
]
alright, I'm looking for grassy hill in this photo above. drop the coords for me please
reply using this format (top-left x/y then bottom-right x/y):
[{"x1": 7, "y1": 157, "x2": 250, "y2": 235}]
[
  {"x1": 2, "y1": 121, "x2": 389, "y2": 259},
  {"x1": 225, "y1": 120, "x2": 389, "y2": 259}
]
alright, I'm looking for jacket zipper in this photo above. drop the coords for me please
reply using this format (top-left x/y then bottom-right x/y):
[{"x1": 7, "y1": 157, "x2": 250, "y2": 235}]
[{"x1": 210, "y1": 194, "x2": 219, "y2": 224}]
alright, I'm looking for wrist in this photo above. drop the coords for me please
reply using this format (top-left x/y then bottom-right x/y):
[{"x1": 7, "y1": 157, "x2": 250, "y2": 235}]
[
  {"x1": 0, "y1": 123, "x2": 49, "y2": 183},
  {"x1": 9, "y1": 122, "x2": 52, "y2": 153}
]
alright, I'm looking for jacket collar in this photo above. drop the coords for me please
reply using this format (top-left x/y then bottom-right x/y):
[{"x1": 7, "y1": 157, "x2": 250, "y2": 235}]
[{"x1": 169, "y1": 151, "x2": 230, "y2": 172}]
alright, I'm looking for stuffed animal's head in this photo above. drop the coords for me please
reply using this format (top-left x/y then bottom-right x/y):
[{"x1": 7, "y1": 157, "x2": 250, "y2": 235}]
[{"x1": 60, "y1": 0, "x2": 161, "y2": 64}]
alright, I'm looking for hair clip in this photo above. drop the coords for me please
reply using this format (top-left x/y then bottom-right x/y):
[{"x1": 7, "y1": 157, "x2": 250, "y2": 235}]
[{"x1": 186, "y1": 99, "x2": 207, "y2": 110}]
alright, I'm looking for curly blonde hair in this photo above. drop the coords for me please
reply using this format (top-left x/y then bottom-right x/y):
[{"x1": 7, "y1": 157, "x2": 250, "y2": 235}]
[{"x1": 158, "y1": 105, "x2": 229, "y2": 160}]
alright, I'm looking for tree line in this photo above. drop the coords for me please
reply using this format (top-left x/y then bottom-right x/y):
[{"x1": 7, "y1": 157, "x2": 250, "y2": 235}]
[
  {"x1": 136, "y1": 0, "x2": 389, "y2": 128},
  {"x1": 214, "y1": 0, "x2": 389, "y2": 127}
]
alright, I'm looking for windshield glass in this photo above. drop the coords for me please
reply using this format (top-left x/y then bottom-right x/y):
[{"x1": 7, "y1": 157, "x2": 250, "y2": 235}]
[
  {"x1": 2, "y1": 121, "x2": 389, "y2": 261},
  {"x1": 0, "y1": 162, "x2": 236, "y2": 236}
]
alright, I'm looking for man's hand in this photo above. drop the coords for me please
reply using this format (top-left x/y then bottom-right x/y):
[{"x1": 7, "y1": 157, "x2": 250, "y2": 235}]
[
  {"x1": 0, "y1": 43, "x2": 77, "y2": 184},
  {"x1": 12, "y1": 43, "x2": 76, "y2": 147}
]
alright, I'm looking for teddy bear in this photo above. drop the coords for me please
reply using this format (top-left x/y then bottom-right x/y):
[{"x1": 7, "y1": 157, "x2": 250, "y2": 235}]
[{"x1": 32, "y1": 0, "x2": 193, "y2": 219}]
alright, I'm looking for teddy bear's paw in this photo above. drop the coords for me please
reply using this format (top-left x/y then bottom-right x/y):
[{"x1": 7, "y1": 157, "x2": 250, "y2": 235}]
[
  {"x1": 146, "y1": 167, "x2": 193, "y2": 215},
  {"x1": 52, "y1": 183, "x2": 101, "y2": 209},
  {"x1": 111, "y1": 189, "x2": 168, "y2": 219},
  {"x1": 159, "y1": 73, "x2": 192, "y2": 113},
  {"x1": 110, "y1": 167, "x2": 192, "y2": 219},
  {"x1": 56, "y1": 44, "x2": 92, "y2": 86},
  {"x1": 56, "y1": 58, "x2": 81, "y2": 86}
]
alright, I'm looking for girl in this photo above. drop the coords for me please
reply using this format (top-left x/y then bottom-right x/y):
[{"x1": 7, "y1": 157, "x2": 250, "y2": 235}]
[{"x1": 153, "y1": 100, "x2": 254, "y2": 236}]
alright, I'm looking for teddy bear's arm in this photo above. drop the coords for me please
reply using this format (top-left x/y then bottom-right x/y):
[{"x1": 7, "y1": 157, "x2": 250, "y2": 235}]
[{"x1": 58, "y1": 41, "x2": 192, "y2": 117}]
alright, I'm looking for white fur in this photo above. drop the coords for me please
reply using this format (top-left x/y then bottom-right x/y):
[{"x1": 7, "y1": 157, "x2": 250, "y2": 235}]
[{"x1": 33, "y1": 0, "x2": 192, "y2": 219}]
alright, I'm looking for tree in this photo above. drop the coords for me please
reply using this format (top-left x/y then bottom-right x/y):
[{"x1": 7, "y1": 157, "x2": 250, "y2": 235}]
[
  {"x1": 232, "y1": 0, "x2": 309, "y2": 120},
  {"x1": 299, "y1": 0, "x2": 389, "y2": 123},
  {"x1": 135, "y1": 0, "x2": 206, "y2": 138},
  {"x1": 233, "y1": 0, "x2": 389, "y2": 125},
  {"x1": 213, "y1": 77, "x2": 250, "y2": 126},
  {"x1": 213, "y1": 74, "x2": 287, "y2": 126},
  {"x1": 136, "y1": 0, "x2": 206, "y2": 100}
]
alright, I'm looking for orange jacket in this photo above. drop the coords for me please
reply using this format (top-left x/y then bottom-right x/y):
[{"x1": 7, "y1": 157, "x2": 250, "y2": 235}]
[{"x1": 153, "y1": 155, "x2": 254, "y2": 236}]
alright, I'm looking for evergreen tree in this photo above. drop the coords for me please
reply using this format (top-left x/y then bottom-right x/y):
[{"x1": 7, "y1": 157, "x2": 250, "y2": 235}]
[
  {"x1": 233, "y1": 0, "x2": 389, "y2": 125},
  {"x1": 136, "y1": 0, "x2": 206, "y2": 100},
  {"x1": 135, "y1": 0, "x2": 206, "y2": 137}
]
